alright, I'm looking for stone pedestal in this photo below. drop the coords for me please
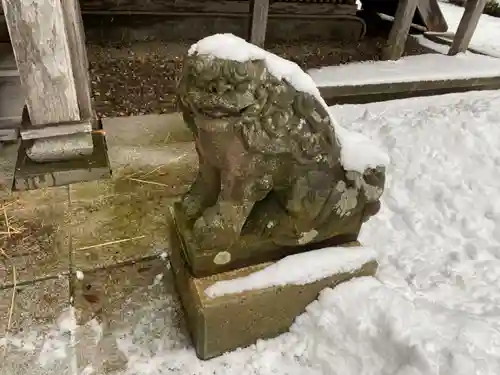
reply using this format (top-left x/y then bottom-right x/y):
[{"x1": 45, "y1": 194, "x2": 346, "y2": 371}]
[
  {"x1": 173, "y1": 202, "x2": 363, "y2": 278},
  {"x1": 169, "y1": 216, "x2": 378, "y2": 360}
]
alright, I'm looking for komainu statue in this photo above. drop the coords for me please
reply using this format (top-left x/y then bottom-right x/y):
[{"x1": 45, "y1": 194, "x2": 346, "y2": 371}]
[{"x1": 174, "y1": 34, "x2": 387, "y2": 276}]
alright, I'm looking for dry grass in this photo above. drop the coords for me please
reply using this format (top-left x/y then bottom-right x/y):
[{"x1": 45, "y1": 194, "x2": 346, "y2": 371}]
[
  {"x1": 74, "y1": 235, "x2": 146, "y2": 252},
  {"x1": 0, "y1": 201, "x2": 22, "y2": 359}
]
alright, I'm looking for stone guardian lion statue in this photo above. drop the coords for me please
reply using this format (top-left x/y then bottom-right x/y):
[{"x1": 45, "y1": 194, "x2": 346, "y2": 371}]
[{"x1": 176, "y1": 34, "x2": 386, "y2": 253}]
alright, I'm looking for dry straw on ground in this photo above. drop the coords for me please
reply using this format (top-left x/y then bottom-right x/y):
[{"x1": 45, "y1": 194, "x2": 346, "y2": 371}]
[{"x1": 0, "y1": 201, "x2": 21, "y2": 359}]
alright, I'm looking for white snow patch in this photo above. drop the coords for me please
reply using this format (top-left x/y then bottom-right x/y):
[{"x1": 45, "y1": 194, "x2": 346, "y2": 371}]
[
  {"x1": 76, "y1": 270, "x2": 84, "y2": 280},
  {"x1": 159, "y1": 251, "x2": 168, "y2": 260},
  {"x1": 308, "y1": 53, "x2": 500, "y2": 88},
  {"x1": 205, "y1": 246, "x2": 376, "y2": 298},
  {"x1": 335, "y1": 124, "x2": 390, "y2": 173},
  {"x1": 292, "y1": 277, "x2": 500, "y2": 375}
]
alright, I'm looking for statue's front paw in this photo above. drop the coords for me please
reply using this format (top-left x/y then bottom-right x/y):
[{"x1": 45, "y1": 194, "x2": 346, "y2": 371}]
[
  {"x1": 180, "y1": 194, "x2": 203, "y2": 219},
  {"x1": 192, "y1": 209, "x2": 235, "y2": 248}
]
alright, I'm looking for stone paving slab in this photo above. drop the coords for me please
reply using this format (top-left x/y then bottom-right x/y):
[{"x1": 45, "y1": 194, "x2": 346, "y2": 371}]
[
  {"x1": 69, "y1": 190, "x2": 177, "y2": 271},
  {"x1": 71, "y1": 257, "x2": 187, "y2": 374},
  {"x1": 0, "y1": 277, "x2": 73, "y2": 375},
  {"x1": 68, "y1": 113, "x2": 197, "y2": 201},
  {"x1": 0, "y1": 112, "x2": 199, "y2": 373}
]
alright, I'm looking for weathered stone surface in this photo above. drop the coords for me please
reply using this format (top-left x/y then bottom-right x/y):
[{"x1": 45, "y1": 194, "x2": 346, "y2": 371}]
[
  {"x1": 27, "y1": 132, "x2": 94, "y2": 163},
  {"x1": 13, "y1": 134, "x2": 111, "y2": 192},
  {"x1": 176, "y1": 40, "x2": 385, "y2": 276},
  {"x1": 170, "y1": 223, "x2": 377, "y2": 360},
  {"x1": 69, "y1": 192, "x2": 176, "y2": 271}
]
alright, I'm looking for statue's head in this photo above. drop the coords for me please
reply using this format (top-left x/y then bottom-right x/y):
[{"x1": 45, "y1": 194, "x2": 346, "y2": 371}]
[
  {"x1": 178, "y1": 55, "x2": 268, "y2": 119},
  {"x1": 177, "y1": 52, "x2": 340, "y2": 168}
]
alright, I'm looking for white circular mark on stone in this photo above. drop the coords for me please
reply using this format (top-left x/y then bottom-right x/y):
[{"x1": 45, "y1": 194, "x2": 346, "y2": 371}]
[
  {"x1": 214, "y1": 251, "x2": 231, "y2": 265},
  {"x1": 298, "y1": 229, "x2": 319, "y2": 245}
]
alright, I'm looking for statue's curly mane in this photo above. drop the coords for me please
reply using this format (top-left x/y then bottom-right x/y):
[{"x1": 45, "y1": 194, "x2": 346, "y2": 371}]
[{"x1": 178, "y1": 54, "x2": 341, "y2": 167}]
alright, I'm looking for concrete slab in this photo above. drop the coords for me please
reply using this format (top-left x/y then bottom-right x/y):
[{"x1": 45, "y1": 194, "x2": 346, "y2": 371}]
[
  {"x1": 68, "y1": 191, "x2": 177, "y2": 271},
  {"x1": 0, "y1": 277, "x2": 73, "y2": 375},
  {"x1": 101, "y1": 112, "x2": 193, "y2": 148},
  {"x1": 66, "y1": 112, "x2": 198, "y2": 200},
  {"x1": 71, "y1": 258, "x2": 187, "y2": 374},
  {"x1": 170, "y1": 224, "x2": 378, "y2": 360}
]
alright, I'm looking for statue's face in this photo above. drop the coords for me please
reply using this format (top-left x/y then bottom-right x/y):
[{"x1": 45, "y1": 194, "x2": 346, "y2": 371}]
[{"x1": 179, "y1": 56, "x2": 262, "y2": 119}]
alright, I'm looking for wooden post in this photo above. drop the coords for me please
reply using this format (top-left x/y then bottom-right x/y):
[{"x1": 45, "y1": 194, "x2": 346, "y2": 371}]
[
  {"x1": 448, "y1": 0, "x2": 488, "y2": 56},
  {"x1": 382, "y1": 0, "x2": 419, "y2": 60},
  {"x1": 2, "y1": 0, "x2": 94, "y2": 162},
  {"x1": 249, "y1": 0, "x2": 270, "y2": 47},
  {"x1": 2, "y1": 0, "x2": 81, "y2": 126},
  {"x1": 60, "y1": 0, "x2": 94, "y2": 119}
]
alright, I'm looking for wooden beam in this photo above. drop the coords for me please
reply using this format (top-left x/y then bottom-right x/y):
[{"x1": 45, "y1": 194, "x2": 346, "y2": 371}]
[
  {"x1": 448, "y1": 0, "x2": 488, "y2": 56},
  {"x1": 249, "y1": 0, "x2": 270, "y2": 47},
  {"x1": 382, "y1": 0, "x2": 419, "y2": 60}
]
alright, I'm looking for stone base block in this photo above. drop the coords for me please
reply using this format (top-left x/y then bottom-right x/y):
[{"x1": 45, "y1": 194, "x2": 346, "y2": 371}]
[
  {"x1": 169, "y1": 222, "x2": 378, "y2": 360},
  {"x1": 172, "y1": 202, "x2": 363, "y2": 277}
]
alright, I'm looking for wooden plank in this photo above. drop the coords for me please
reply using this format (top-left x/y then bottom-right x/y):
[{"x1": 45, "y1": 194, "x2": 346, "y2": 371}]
[
  {"x1": 249, "y1": 0, "x2": 270, "y2": 47},
  {"x1": 0, "y1": 1, "x2": 359, "y2": 17},
  {"x1": 81, "y1": 0, "x2": 357, "y2": 16},
  {"x1": 415, "y1": 0, "x2": 448, "y2": 32},
  {"x1": 1, "y1": 0, "x2": 80, "y2": 126},
  {"x1": 382, "y1": 0, "x2": 419, "y2": 60},
  {"x1": 448, "y1": 0, "x2": 488, "y2": 56},
  {"x1": 61, "y1": 0, "x2": 94, "y2": 120}
]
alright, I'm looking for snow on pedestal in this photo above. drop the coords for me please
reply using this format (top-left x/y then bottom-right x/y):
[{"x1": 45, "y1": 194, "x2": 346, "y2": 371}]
[{"x1": 205, "y1": 246, "x2": 377, "y2": 298}]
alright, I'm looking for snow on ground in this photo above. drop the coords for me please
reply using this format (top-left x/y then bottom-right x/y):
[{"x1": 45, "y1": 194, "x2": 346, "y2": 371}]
[
  {"x1": 439, "y1": 1, "x2": 500, "y2": 57},
  {"x1": 116, "y1": 90, "x2": 500, "y2": 373},
  {"x1": 307, "y1": 53, "x2": 500, "y2": 87},
  {"x1": 3, "y1": 89, "x2": 500, "y2": 375}
]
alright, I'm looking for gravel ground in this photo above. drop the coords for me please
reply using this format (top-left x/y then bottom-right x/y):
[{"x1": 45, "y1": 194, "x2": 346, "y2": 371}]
[{"x1": 88, "y1": 37, "x2": 428, "y2": 118}]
